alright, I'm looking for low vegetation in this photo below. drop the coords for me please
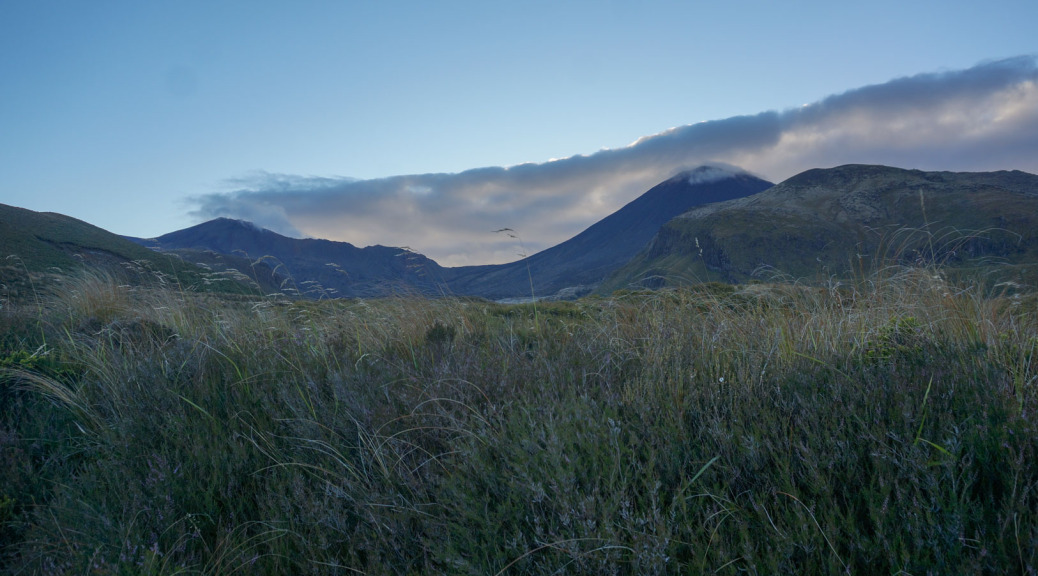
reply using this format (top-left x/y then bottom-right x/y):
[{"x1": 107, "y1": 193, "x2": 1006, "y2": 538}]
[{"x1": 1, "y1": 263, "x2": 1036, "y2": 574}]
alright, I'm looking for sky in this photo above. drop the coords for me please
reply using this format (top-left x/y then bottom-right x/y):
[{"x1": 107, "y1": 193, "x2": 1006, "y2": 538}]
[{"x1": 2, "y1": 1, "x2": 1037, "y2": 266}]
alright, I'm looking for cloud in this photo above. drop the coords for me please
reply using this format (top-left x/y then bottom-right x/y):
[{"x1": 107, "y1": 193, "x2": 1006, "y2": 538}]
[
  {"x1": 189, "y1": 56, "x2": 1038, "y2": 266},
  {"x1": 683, "y1": 163, "x2": 752, "y2": 186}
]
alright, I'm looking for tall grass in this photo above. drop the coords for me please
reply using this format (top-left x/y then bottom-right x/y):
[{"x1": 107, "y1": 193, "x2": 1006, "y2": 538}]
[{"x1": 0, "y1": 265, "x2": 1035, "y2": 574}]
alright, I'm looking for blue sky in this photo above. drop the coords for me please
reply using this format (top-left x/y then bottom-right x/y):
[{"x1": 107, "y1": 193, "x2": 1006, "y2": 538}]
[{"x1": 2, "y1": 1, "x2": 1037, "y2": 265}]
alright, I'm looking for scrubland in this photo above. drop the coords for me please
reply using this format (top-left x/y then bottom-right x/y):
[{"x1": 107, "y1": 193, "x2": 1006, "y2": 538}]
[{"x1": 1, "y1": 266, "x2": 1036, "y2": 574}]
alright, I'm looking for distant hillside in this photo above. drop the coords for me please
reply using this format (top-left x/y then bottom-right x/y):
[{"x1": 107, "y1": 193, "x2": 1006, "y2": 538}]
[
  {"x1": 0, "y1": 203, "x2": 270, "y2": 298},
  {"x1": 132, "y1": 218, "x2": 449, "y2": 298},
  {"x1": 604, "y1": 164, "x2": 1038, "y2": 291},
  {"x1": 443, "y1": 166, "x2": 774, "y2": 299}
]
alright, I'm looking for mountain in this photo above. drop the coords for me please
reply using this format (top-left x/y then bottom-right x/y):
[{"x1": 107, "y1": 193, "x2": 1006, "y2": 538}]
[
  {"x1": 10, "y1": 164, "x2": 1038, "y2": 302},
  {"x1": 131, "y1": 218, "x2": 449, "y2": 298},
  {"x1": 129, "y1": 166, "x2": 772, "y2": 300},
  {"x1": 441, "y1": 166, "x2": 774, "y2": 299},
  {"x1": 604, "y1": 164, "x2": 1038, "y2": 291},
  {"x1": 0, "y1": 203, "x2": 268, "y2": 297}
]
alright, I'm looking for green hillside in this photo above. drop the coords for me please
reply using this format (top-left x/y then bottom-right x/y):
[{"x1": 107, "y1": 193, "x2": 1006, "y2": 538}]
[
  {"x1": 0, "y1": 203, "x2": 266, "y2": 298},
  {"x1": 605, "y1": 165, "x2": 1038, "y2": 291}
]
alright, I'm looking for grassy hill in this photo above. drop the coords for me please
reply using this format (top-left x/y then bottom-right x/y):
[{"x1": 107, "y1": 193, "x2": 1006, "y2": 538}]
[
  {"x1": 605, "y1": 165, "x2": 1038, "y2": 291},
  {"x1": 0, "y1": 203, "x2": 275, "y2": 298}
]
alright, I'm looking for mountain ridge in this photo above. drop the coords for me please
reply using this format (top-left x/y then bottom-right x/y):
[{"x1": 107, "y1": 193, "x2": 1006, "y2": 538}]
[
  {"x1": 13, "y1": 164, "x2": 1036, "y2": 301},
  {"x1": 0, "y1": 203, "x2": 274, "y2": 297},
  {"x1": 131, "y1": 218, "x2": 449, "y2": 298},
  {"x1": 130, "y1": 166, "x2": 773, "y2": 299},
  {"x1": 603, "y1": 164, "x2": 1038, "y2": 290}
]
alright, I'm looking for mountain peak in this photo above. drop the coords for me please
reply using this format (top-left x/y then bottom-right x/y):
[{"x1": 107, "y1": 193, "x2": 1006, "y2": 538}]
[
  {"x1": 207, "y1": 217, "x2": 267, "y2": 232},
  {"x1": 444, "y1": 167, "x2": 773, "y2": 298}
]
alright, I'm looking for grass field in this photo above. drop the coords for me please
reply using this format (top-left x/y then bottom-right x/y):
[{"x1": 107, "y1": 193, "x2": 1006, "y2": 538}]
[{"x1": 1, "y1": 265, "x2": 1036, "y2": 574}]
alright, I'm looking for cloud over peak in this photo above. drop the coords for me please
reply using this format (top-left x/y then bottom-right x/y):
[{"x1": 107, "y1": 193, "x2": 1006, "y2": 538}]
[
  {"x1": 680, "y1": 163, "x2": 757, "y2": 186},
  {"x1": 190, "y1": 56, "x2": 1038, "y2": 266}
]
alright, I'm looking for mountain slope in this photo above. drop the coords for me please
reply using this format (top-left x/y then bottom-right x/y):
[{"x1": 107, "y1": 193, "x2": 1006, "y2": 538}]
[
  {"x1": 443, "y1": 166, "x2": 774, "y2": 299},
  {"x1": 133, "y1": 218, "x2": 449, "y2": 298},
  {"x1": 0, "y1": 203, "x2": 266, "y2": 296},
  {"x1": 604, "y1": 164, "x2": 1038, "y2": 290}
]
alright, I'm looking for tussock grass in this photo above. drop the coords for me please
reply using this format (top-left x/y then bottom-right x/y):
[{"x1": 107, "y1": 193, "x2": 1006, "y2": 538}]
[{"x1": 0, "y1": 265, "x2": 1036, "y2": 574}]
